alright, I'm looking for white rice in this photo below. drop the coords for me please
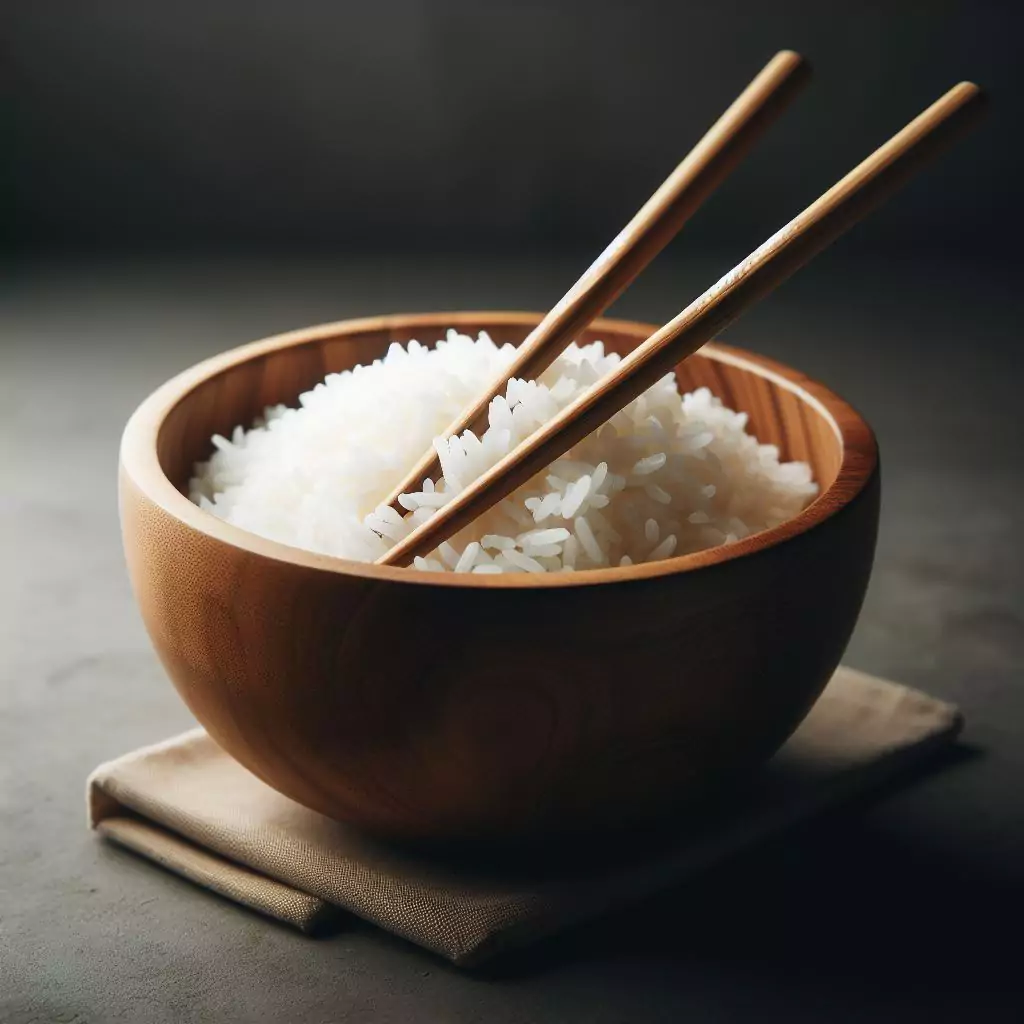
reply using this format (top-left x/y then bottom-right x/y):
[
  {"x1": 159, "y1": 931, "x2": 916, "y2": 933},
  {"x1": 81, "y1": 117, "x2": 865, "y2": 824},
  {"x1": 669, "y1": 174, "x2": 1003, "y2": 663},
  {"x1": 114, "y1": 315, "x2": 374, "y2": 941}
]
[{"x1": 189, "y1": 330, "x2": 818, "y2": 573}]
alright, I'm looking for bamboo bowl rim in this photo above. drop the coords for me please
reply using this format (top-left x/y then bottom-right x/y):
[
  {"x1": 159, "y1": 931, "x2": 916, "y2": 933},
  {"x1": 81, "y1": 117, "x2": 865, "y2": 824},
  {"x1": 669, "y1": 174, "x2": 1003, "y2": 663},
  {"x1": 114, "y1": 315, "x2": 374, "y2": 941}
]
[{"x1": 120, "y1": 311, "x2": 878, "y2": 589}]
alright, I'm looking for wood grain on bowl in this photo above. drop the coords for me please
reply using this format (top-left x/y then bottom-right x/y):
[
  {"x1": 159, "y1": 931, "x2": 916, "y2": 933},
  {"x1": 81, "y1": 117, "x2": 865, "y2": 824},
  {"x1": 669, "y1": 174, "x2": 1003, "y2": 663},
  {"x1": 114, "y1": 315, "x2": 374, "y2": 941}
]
[{"x1": 120, "y1": 312, "x2": 878, "y2": 843}]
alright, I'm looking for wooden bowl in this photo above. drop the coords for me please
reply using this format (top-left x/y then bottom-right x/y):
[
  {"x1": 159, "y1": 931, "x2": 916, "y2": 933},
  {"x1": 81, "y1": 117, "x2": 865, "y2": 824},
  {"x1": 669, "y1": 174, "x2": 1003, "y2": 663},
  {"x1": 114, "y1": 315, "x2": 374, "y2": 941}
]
[{"x1": 120, "y1": 312, "x2": 879, "y2": 844}]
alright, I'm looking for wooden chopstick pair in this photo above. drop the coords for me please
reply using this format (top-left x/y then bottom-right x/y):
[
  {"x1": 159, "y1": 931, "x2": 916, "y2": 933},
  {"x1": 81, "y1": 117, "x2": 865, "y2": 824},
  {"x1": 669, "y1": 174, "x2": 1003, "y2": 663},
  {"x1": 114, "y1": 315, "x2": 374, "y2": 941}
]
[{"x1": 378, "y1": 57, "x2": 985, "y2": 569}]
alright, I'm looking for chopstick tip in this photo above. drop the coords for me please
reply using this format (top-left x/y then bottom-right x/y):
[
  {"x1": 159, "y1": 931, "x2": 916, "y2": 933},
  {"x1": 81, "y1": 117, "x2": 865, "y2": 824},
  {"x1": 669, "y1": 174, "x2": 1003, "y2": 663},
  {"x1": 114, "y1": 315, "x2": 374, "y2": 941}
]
[
  {"x1": 772, "y1": 49, "x2": 806, "y2": 69},
  {"x1": 948, "y1": 81, "x2": 989, "y2": 119},
  {"x1": 770, "y1": 49, "x2": 812, "y2": 85}
]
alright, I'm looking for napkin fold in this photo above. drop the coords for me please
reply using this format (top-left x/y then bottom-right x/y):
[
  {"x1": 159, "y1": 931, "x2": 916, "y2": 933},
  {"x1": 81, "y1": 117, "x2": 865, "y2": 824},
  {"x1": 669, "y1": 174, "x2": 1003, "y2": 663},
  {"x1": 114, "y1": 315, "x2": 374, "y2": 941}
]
[{"x1": 89, "y1": 666, "x2": 961, "y2": 966}]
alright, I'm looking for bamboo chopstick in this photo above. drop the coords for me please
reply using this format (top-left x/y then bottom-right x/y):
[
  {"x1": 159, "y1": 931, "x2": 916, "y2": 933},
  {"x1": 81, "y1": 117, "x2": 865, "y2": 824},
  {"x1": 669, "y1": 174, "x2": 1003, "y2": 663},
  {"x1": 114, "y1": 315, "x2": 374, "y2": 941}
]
[
  {"x1": 378, "y1": 81, "x2": 985, "y2": 569},
  {"x1": 380, "y1": 50, "x2": 810, "y2": 509}
]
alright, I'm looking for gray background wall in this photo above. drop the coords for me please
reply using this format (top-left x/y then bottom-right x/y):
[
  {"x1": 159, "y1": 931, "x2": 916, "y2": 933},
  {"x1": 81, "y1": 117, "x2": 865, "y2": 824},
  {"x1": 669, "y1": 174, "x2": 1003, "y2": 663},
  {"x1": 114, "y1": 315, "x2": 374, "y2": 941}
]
[{"x1": 4, "y1": 1, "x2": 1017, "y2": 259}]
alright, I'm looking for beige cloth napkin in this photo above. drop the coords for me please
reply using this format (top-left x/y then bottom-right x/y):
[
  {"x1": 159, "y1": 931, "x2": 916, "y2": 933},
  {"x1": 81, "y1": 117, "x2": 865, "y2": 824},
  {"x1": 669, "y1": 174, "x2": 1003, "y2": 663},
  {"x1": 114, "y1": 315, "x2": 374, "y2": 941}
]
[{"x1": 88, "y1": 666, "x2": 961, "y2": 966}]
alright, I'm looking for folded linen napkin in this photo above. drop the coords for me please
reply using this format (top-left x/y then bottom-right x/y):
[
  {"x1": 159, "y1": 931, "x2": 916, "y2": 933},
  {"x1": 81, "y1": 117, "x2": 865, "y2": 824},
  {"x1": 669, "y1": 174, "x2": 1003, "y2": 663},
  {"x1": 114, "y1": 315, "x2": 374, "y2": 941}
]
[{"x1": 88, "y1": 666, "x2": 961, "y2": 966}]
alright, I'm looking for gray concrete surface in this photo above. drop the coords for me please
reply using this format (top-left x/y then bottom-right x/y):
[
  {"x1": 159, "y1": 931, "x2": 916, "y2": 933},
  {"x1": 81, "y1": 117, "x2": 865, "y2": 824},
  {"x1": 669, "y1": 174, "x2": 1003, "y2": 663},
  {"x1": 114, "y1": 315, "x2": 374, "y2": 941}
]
[{"x1": 2, "y1": 254, "x2": 1022, "y2": 1022}]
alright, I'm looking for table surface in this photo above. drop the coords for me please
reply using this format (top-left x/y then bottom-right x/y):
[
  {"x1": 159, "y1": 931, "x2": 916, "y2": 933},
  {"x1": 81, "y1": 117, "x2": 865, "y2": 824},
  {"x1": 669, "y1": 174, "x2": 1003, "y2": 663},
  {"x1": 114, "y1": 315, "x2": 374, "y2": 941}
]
[{"x1": 3, "y1": 253, "x2": 1022, "y2": 1023}]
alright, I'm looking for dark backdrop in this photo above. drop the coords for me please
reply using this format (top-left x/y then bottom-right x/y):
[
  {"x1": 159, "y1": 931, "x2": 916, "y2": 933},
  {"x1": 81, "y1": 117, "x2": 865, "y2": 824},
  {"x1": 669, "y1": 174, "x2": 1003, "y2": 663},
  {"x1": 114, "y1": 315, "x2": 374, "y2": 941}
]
[{"x1": 3, "y1": 1, "x2": 1017, "y2": 259}]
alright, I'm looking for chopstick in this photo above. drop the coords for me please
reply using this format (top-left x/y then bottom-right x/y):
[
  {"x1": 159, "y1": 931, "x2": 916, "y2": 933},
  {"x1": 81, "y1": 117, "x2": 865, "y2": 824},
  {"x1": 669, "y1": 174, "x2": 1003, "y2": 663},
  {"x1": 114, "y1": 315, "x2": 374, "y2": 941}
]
[
  {"x1": 378, "y1": 81, "x2": 985, "y2": 569},
  {"x1": 380, "y1": 50, "x2": 811, "y2": 509}
]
